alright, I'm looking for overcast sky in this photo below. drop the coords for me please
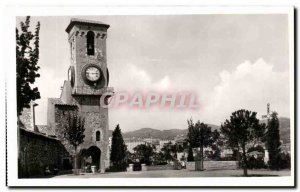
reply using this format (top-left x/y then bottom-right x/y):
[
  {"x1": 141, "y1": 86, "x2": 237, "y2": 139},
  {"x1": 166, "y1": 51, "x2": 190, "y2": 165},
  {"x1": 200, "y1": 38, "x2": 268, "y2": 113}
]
[{"x1": 16, "y1": 15, "x2": 290, "y2": 132}]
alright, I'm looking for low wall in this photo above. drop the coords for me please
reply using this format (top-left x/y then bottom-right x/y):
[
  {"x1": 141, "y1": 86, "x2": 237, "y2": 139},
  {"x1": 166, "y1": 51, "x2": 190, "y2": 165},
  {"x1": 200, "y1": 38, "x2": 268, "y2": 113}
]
[
  {"x1": 186, "y1": 162, "x2": 195, "y2": 170},
  {"x1": 146, "y1": 164, "x2": 174, "y2": 171},
  {"x1": 186, "y1": 161, "x2": 238, "y2": 171}
]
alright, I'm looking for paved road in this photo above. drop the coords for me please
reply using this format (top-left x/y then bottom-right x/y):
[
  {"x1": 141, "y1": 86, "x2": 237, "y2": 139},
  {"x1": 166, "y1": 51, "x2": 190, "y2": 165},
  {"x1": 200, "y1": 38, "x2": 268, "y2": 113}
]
[{"x1": 53, "y1": 169, "x2": 291, "y2": 178}]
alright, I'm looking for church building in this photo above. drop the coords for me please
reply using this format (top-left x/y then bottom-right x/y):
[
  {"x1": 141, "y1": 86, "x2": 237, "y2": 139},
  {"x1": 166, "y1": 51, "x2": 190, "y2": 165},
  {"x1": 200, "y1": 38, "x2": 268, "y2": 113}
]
[{"x1": 47, "y1": 18, "x2": 114, "y2": 172}]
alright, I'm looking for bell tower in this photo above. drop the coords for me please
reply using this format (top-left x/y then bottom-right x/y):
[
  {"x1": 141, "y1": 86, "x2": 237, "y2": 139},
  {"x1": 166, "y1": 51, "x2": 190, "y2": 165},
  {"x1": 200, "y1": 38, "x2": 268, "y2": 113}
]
[
  {"x1": 66, "y1": 18, "x2": 110, "y2": 93},
  {"x1": 64, "y1": 18, "x2": 113, "y2": 172}
]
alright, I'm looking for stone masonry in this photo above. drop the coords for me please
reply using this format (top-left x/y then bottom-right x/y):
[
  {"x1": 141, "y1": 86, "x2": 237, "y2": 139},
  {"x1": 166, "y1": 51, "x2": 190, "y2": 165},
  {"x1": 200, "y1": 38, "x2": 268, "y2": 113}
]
[
  {"x1": 18, "y1": 105, "x2": 70, "y2": 178},
  {"x1": 46, "y1": 18, "x2": 113, "y2": 172}
]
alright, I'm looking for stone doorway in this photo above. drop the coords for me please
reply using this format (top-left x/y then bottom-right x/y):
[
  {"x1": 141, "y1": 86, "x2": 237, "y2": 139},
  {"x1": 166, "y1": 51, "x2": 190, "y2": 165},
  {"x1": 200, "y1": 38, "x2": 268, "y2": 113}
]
[{"x1": 79, "y1": 146, "x2": 101, "y2": 172}]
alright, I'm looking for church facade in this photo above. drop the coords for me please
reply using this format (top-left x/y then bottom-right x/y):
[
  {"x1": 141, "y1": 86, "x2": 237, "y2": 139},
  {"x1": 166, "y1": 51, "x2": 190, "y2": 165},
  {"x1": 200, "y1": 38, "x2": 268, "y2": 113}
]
[{"x1": 47, "y1": 18, "x2": 113, "y2": 172}]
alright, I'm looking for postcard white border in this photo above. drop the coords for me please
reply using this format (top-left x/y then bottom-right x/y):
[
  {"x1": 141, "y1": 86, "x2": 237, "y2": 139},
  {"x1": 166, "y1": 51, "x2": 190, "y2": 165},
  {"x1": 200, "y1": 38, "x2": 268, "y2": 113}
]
[{"x1": 5, "y1": 6, "x2": 295, "y2": 187}]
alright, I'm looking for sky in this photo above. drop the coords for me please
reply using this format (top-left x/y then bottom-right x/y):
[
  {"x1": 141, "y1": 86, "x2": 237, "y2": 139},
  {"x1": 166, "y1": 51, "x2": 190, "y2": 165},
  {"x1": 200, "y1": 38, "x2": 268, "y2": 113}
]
[{"x1": 16, "y1": 15, "x2": 291, "y2": 132}]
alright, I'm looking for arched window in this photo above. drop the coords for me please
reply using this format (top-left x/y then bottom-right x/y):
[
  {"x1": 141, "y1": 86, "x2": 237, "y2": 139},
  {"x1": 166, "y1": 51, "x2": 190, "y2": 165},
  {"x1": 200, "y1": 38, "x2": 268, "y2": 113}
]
[
  {"x1": 86, "y1": 31, "x2": 95, "y2": 55},
  {"x1": 96, "y1": 131, "x2": 100, "y2": 141}
]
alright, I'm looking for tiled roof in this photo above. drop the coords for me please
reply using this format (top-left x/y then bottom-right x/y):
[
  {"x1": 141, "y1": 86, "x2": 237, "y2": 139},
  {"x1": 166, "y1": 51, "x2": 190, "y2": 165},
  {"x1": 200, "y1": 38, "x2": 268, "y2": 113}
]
[
  {"x1": 20, "y1": 127, "x2": 58, "y2": 141},
  {"x1": 36, "y1": 125, "x2": 56, "y2": 136},
  {"x1": 18, "y1": 119, "x2": 26, "y2": 129},
  {"x1": 49, "y1": 98, "x2": 64, "y2": 105},
  {"x1": 48, "y1": 98, "x2": 77, "y2": 106}
]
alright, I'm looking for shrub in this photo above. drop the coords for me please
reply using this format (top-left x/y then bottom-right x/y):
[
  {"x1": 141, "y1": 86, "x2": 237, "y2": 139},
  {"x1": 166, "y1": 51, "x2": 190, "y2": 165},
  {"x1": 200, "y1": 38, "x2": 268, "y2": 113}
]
[
  {"x1": 278, "y1": 153, "x2": 291, "y2": 170},
  {"x1": 105, "y1": 162, "x2": 128, "y2": 172},
  {"x1": 247, "y1": 156, "x2": 267, "y2": 169},
  {"x1": 156, "y1": 162, "x2": 168, "y2": 165}
]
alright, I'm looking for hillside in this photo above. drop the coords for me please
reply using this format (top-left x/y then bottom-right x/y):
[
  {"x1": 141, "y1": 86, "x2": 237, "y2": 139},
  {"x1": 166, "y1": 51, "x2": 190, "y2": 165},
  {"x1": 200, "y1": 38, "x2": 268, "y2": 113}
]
[
  {"x1": 108, "y1": 117, "x2": 290, "y2": 142},
  {"x1": 119, "y1": 124, "x2": 220, "y2": 140}
]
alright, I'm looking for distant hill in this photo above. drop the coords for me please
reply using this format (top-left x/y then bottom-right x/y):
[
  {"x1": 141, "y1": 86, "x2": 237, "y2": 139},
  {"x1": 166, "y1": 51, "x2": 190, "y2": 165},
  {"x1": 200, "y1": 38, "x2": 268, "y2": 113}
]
[
  {"x1": 110, "y1": 124, "x2": 220, "y2": 140},
  {"x1": 108, "y1": 117, "x2": 290, "y2": 142}
]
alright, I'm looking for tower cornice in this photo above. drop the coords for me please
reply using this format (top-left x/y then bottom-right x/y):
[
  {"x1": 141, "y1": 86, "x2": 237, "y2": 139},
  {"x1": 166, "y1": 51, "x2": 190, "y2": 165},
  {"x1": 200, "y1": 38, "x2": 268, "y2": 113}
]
[{"x1": 65, "y1": 18, "x2": 110, "y2": 33}]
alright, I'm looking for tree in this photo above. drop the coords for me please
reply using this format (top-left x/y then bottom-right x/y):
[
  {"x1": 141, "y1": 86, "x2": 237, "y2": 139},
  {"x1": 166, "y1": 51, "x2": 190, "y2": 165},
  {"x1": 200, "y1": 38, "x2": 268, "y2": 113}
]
[
  {"x1": 186, "y1": 119, "x2": 195, "y2": 162},
  {"x1": 161, "y1": 142, "x2": 177, "y2": 163},
  {"x1": 187, "y1": 118, "x2": 197, "y2": 148},
  {"x1": 247, "y1": 145, "x2": 265, "y2": 154},
  {"x1": 63, "y1": 111, "x2": 85, "y2": 173},
  {"x1": 126, "y1": 151, "x2": 136, "y2": 165},
  {"x1": 187, "y1": 145, "x2": 194, "y2": 161},
  {"x1": 186, "y1": 119, "x2": 214, "y2": 170},
  {"x1": 133, "y1": 144, "x2": 156, "y2": 165},
  {"x1": 110, "y1": 124, "x2": 127, "y2": 171},
  {"x1": 221, "y1": 109, "x2": 265, "y2": 176},
  {"x1": 211, "y1": 130, "x2": 223, "y2": 160},
  {"x1": 153, "y1": 151, "x2": 167, "y2": 165},
  {"x1": 196, "y1": 122, "x2": 213, "y2": 169},
  {"x1": 265, "y1": 112, "x2": 281, "y2": 170},
  {"x1": 16, "y1": 16, "x2": 41, "y2": 115}
]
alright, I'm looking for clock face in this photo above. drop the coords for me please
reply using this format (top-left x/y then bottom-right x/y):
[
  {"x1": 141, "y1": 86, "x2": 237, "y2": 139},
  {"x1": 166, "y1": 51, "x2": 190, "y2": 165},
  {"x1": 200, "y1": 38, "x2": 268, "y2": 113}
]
[{"x1": 85, "y1": 66, "x2": 101, "y2": 82}]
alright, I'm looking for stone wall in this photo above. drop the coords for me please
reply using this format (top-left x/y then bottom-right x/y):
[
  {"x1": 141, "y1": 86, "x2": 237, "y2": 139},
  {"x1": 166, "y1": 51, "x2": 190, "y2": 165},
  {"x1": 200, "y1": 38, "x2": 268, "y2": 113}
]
[
  {"x1": 146, "y1": 164, "x2": 174, "y2": 171},
  {"x1": 186, "y1": 161, "x2": 238, "y2": 171},
  {"x1": 53, "y1": 105, "x2": 79, "y2": 155},
  {"x1": 18, "y1": 128, "x2": 70, "y2": 178},
  {"x1": 52, "y1": 100, "x2": 110, "y2": 170}
]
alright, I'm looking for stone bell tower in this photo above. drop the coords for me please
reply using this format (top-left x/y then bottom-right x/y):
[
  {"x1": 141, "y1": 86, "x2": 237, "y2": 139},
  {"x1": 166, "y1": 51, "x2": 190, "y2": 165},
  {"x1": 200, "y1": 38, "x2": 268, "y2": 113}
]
[
  {"x1": 66, "y1": 18, "x2": 110, "y2": 92},
  {"x1": 47, "y1": 18, "x2": 114, "y2": 172},
  {"x1": 64, "y1": 18, "x2": 114, "y2": 172}
]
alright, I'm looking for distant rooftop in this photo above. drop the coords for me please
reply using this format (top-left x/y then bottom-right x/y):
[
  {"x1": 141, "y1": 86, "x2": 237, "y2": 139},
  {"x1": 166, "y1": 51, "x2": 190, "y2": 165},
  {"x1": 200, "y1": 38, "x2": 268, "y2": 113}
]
[{"x1": 65, "y1": 18, "x2": 110, "y2": 33}]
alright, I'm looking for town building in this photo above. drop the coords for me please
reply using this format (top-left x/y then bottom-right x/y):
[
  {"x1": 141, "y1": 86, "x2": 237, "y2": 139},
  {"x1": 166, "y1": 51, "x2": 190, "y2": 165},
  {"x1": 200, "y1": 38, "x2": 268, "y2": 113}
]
[{"x1": 124, "y1": 138, "x2": 146, "y2": 153}]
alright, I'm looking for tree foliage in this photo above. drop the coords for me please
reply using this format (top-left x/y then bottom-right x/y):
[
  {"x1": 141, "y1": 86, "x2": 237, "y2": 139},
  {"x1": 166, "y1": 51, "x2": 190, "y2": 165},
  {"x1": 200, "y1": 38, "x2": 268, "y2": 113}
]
[
  {"x1": 210, "y1": 129, "x2": 223, "y2": 160},
  {"x1": 265, "y1": 112, "x2": 281, "y2": 170},
  {"x1": 63, "y1": 111, "x2": 85, "y2": 171},
  {"x1": 133, "y1": 144, "x2": 156, "y2": 165},
  {"x1": 187, "y1": 119, "x2": 214, "y2": 149},
  {"x1": 110, "y1": 124, "x2": 127, "y2": 170},
  {"x1": 187, "y1": 145, "x2": 194, "y2": 161},
  {"x1": 221, "y1": 109, "x2": 265, "y2": 176},
  {"x1": 160, "y1": 142, "x2": 177, "y2": 163},
  {"x1": 187, "y1": 119, "x2": 215, "y2": 165},
  {"x1": 152, "y1": 152, "x2": 167, "y2": 165},
  {"x1": 63, "y1": 111, "x2": 85, "y2": 150},
  {"x1": 16, "y1": 16, "x2": 41, "y2": 115},
  {"x1": 247, "y1": 145, "x2": 265, "y2": 154}
]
